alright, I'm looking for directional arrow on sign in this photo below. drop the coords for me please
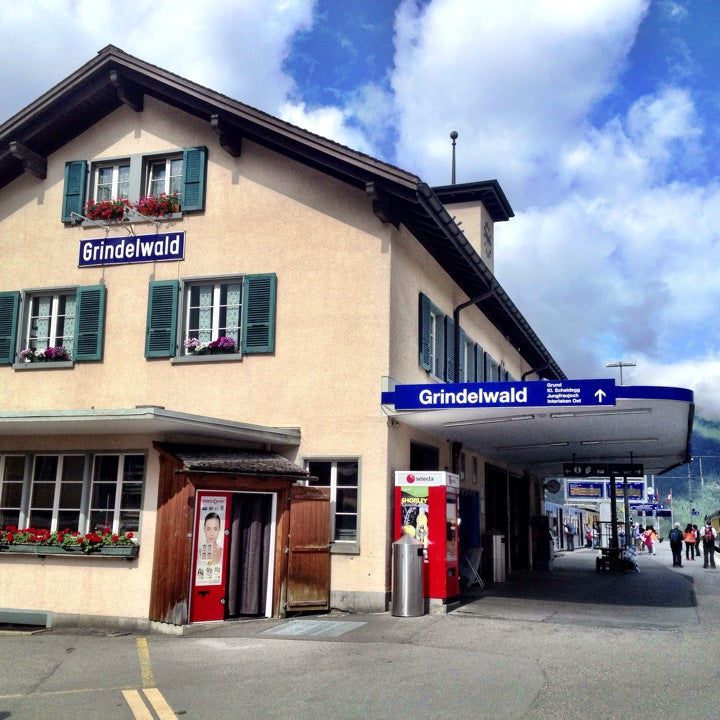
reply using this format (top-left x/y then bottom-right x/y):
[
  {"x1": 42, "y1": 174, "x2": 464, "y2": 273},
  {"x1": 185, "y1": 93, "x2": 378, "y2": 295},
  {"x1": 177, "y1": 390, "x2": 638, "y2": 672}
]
[{"x1": 594, "y1": 389, "x2": 607, "y2": 402}]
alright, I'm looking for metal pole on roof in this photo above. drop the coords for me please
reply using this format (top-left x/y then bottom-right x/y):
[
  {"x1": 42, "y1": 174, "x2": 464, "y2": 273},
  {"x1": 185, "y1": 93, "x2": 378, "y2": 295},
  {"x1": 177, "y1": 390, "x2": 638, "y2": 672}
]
[
  {"x1": 450, "y1": 131, "x2": 458, "y2": 185},
  {"x1": 605, "y1": 360, "x2": 636, "y2": 385}
]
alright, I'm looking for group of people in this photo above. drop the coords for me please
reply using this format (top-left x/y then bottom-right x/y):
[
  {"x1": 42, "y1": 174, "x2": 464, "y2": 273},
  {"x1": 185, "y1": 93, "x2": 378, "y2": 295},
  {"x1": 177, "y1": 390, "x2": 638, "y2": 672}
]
[
  {"x1": 667, "y1": 521, "x2": 717, "y2": 568},
  {"x1": 631, "y1": 524, "x2": 658, "y2": 555}
]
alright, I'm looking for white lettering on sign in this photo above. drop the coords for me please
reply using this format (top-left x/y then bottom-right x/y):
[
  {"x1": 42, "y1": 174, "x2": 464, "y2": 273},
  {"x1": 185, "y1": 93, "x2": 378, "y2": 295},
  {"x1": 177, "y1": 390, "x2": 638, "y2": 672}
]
[{"x1": 418, "y1": 386, "x2": 528, "y2": 406}]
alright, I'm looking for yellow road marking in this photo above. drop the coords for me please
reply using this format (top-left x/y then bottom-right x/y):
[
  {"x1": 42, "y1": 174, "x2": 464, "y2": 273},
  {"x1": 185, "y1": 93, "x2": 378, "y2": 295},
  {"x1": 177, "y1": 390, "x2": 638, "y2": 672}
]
[
  {"x1": 136, "y1": 636, "x2": 155, "y2": 687},
  {"x1": 122, "y1": 689, "x2": 154, "y2": 720},
  {"x1": 143, "y1": 687, "x2": 178, "y2": 719},
  {"x1": 0, "y1": 685, "x2": 131, "y2": 700}
]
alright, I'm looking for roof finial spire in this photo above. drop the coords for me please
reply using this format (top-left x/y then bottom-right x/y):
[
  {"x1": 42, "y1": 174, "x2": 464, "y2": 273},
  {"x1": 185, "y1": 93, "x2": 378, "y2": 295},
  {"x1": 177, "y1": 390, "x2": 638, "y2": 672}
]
[{"x1": 450, "y1": 131, "x2": 458, "y2": 185}]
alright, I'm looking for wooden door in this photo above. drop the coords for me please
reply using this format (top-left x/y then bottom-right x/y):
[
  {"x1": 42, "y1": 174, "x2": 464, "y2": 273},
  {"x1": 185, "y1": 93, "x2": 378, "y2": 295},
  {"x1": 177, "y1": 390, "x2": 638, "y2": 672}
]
[{"x1": 286, "y1": 485, "x2": 331, "y2": 612}]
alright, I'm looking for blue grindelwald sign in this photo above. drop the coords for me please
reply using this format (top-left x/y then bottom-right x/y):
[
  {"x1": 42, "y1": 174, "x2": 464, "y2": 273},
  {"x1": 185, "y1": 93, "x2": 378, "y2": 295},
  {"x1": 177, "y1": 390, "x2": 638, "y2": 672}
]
[
  {"x1": 79, "y1": 232, "x2": 185, "y2": 267},
  {"x1": 385, "y1": 379, "x2": 616, "y2": 411}
]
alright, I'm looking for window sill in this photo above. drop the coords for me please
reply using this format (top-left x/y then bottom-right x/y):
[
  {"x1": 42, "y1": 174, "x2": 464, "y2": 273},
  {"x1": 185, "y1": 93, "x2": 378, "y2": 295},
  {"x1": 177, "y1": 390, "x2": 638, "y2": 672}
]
[
  {"x1": 331, "y1": 543, "x2": 360, "y2": 556},
  {"x1": 80, "y1": 213, "x2": 182, "y2": 228},
  {"x1": 171, "y1": 353, "x2": 243, "y2": 365},
  {"x1": 0, "y1": 544, "x2": 139, "y2": 560},
  {"x1": 13, "y1": 361, "x2": 74, "y2": 371}
]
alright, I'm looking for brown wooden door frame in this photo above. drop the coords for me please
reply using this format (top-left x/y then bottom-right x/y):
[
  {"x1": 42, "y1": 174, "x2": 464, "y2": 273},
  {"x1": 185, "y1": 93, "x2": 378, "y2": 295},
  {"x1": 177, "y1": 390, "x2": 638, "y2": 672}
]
[{"x1": 285, "y1": 485, "x2": 331, "y2": 612}]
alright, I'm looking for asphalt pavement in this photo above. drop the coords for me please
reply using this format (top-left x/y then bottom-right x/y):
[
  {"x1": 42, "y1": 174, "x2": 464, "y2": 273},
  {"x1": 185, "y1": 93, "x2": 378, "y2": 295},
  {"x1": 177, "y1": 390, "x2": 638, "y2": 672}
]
[{"x1": 2, "y1": 542, "x2": 720, "y2": 719}]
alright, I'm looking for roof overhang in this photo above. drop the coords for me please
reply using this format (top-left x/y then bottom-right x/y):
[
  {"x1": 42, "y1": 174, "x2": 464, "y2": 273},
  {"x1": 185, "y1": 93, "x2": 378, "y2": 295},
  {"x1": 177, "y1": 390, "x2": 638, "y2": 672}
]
[
  {"x1": 0, "y1": 407, "x2": 301, "y2": 447},
  {"x1": 0, "y1": 45, "x2": 563, "y2": 381},
  {"x1": 382, "y1": 383, "x2": 693, "y2": 477}
]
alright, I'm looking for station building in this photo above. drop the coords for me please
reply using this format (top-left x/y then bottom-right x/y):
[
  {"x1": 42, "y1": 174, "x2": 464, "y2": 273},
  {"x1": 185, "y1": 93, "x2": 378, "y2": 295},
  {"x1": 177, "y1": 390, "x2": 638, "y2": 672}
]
[{"x1": 0, "y1": 47, "x2": 693, "y2": 630}]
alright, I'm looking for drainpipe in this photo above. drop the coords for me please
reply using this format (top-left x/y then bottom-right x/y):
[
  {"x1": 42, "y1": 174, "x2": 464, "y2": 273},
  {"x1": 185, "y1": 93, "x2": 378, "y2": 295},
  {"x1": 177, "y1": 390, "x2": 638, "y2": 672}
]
[
  {"x1": 521, "y1": 364, "x2": 549, "y2": 381},
  {"x1": 453, "y1": 287, "x2": 496, "y2": 383}
]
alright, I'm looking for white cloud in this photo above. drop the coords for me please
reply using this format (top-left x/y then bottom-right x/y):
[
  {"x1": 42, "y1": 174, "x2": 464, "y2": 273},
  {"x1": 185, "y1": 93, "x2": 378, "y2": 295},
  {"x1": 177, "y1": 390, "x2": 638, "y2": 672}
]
[
  {"x1": 0, "y1": 0, "x2": 315, "y2": 121},
  {"x1": 390, "y1": 0, "x2": 651, "y2": 196},
  {"x1": 278, "y1": 100, "x2": 376, "y2": 154}
]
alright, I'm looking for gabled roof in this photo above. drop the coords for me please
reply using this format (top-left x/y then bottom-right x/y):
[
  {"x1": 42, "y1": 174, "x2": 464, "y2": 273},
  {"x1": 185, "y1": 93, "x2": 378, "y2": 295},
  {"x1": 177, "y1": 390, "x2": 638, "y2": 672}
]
[{"x1": 0, "y1": 45, "x2": 564, "y2": 380}]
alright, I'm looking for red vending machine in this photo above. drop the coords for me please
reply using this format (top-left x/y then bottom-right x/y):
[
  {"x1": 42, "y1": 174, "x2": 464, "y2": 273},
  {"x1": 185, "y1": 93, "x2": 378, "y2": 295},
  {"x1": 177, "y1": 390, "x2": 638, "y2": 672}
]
[{"x1": 394, "y1": 471, "x2": 460, "y2": 601}]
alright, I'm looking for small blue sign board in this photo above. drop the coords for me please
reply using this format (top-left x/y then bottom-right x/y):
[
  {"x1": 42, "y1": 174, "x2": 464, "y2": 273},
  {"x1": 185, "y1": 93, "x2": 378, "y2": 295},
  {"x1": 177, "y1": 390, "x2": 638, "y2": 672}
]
[
  {"x1": 384, "y1": 379, "x2": 616, "y2": 411},
  {"x1": 692, "y1": 508, "x2": 700, "y2": 516},
  {"x1": 566, "y1": 481, "x2": 605, "y2": 500},
  {"x1": 79, "y1": 232, "x2": 185, "y2": 267}
]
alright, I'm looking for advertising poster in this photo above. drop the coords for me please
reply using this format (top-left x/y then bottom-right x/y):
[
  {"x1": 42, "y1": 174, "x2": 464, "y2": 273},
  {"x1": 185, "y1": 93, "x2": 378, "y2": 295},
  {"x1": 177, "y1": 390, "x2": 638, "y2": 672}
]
[
  {"x1": 400, "y1": 486, "x2": 429, "y2": 563},
  {"x1": 195, "y1": 495, "x2": 227, "y2": 586}
]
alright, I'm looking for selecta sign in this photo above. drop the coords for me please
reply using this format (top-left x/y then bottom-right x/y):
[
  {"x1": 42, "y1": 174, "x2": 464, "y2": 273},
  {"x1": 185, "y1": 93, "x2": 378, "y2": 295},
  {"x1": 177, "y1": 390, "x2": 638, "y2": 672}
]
[
  {"x1": 394, "y1": 471, "x2": 459, "y2": 488},
  {"x1": 383, "y1": 379, "x2": 616, "y2": 410},
  {"x1": 79, "y1": 232, "x2": 185, "y2": 267}
]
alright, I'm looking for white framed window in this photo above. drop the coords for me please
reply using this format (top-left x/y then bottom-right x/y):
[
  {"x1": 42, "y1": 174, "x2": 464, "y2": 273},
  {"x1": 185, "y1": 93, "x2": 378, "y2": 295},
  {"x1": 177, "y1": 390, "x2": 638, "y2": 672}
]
[
  {"x1": 304, "y1": 459, "x2": 359, "y2": 544},
  {"x1": 0, "y1": 453, "x2": 145, "y2": 537},
  {"x1": 26, "y1": 291, "x2": 76, "y2": 355},
  {"x1": 94, "y1": 162, "x2": 130, "y2": 201},
  {"x1": 147, "y1": 156, "x2": 183, "y2": 198},
  {"x1": 89, "y1": 454, "x2": 144, "y2": 536},
  {"x1": 28, "y1": 455, "x2": 84, "y2": 532},
  {"x1": 0, "y1": 455, "x2": 25, "y2": 527},
  {"x1": 183, "y1": 279, "x2": 242, "y2": 351}
]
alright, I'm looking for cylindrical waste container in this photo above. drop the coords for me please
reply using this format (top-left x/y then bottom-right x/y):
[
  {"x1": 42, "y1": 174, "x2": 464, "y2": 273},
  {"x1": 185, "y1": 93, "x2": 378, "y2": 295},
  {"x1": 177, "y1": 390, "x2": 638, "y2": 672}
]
[{"x1": 391, "y1": 535, "x2": 425, "y2": 617}]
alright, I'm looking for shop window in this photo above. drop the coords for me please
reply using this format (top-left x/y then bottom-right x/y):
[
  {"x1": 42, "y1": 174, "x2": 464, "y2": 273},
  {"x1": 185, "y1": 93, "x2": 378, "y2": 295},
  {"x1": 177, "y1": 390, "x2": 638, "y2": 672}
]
[
  {"x1": 146, "y1": 274, "x2": 276, "y2": 359},
  {"x1": 0, "y1": 453, "x2": 145, "y2": 536},
  {"x1": 0, "y1": 455, "x2": 25, "y2": 527},
  {"x1": 28, "y1": 455, "x2": 84, "y2": 531},
  {"x1": 304, "y1": 459, "x2": 359, "y2": 549},
  {"x1": 89, "y1": 454, "x2": 144, "y2": 536}
]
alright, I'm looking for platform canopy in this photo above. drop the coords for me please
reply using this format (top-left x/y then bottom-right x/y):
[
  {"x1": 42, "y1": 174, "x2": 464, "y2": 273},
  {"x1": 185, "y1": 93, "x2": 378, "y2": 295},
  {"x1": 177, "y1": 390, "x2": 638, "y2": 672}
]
[{"x1": 381, "y1": 380, "x2": 693, "y2": 477}]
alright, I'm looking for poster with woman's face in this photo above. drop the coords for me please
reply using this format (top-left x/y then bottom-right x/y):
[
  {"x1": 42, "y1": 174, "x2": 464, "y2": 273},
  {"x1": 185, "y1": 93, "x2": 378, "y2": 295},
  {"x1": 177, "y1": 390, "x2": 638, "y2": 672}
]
[{"x1": 195, "y1": 495, "x2": 226, "y2": 586}]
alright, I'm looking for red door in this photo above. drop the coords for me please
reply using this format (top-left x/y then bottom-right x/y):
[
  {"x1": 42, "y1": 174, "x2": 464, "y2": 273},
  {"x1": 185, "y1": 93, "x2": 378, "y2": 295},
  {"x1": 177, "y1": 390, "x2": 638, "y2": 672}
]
[{"x1": 190, "y1": 491, "x2": 233, "y2": 622}]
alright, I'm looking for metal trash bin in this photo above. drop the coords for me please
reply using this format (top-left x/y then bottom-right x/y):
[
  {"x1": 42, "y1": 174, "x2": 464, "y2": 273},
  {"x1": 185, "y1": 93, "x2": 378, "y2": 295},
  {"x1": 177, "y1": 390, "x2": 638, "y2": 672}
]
[
  {"x1": 391, "y1": 535, "x2": 425, "y2": 617},
  {"x1": 483, "y1": 532, "x2": 507, "y2": 583}
]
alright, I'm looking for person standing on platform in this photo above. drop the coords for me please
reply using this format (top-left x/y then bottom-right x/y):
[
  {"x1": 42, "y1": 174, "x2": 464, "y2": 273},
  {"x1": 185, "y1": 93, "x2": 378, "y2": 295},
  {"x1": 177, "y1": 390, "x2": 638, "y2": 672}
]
[
  {"x1": 668, "y1": 522, "x2": 683, "y2": 567},
  {"x1": 565, "y1": 522, "x2": 575, "y2": 551},
  {"x1": 694, "y1": 524, "x2": 701, "y2": 558},
  {"x1": 684, "y1": 524, "x2": 696, "y2": 561},
  {"x1": 702, "y1": 522, "x2": 717, "y2": 569}
]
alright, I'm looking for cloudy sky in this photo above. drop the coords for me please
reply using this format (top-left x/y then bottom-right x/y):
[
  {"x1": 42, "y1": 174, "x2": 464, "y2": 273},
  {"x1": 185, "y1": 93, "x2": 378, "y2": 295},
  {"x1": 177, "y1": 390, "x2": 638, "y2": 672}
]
[{"x1": 2, "y1": 0, "x2": 720, "y2": 416}]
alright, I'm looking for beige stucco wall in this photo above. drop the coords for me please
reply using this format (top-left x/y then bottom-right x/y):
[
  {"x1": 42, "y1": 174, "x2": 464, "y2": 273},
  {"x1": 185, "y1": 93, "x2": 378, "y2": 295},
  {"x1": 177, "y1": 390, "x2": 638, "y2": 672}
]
[
  {"x1": 0, "y1": 436, "x2": 158, "y2": 619},
  {"x1": 0, "y1": 97, "x2": 395, "y2": 612},
  {"x1": 442, "y1": 200, "x2": 495, "y2": 273}
]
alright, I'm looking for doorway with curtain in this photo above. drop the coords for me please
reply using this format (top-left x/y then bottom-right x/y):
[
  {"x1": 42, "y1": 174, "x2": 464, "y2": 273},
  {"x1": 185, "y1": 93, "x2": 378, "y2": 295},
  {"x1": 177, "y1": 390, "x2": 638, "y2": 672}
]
[{"x1": 226, "y1": 492, "x2": 275, "y2": 618}]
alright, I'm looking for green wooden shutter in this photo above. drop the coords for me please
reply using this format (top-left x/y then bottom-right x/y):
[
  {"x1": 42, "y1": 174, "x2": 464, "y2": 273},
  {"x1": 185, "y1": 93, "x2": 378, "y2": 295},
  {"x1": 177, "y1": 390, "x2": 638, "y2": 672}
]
[
  {"x1": 475, "y1": 344, "x2": 484, "y2": 382},
  {"x1": 74, "y1": 285, "x2": 106, "y2": 361},
  {"x1": 145, "y1": 281, "x2": 179, "y2": 358},
  {"x1": 444, "y1": 316, "x2": 455, "y2": 382},
  {"x1": 418, "y1": 293, "x2": 431, "y2": 371},
  {"x1": 242, "y1": 274, "x2": 276, "y2": 354},
  {"x1": 62, "y1": 161, "x2": 87, "y2": 222},
  {"x1": 0, "y1": 292, "x2": 20, "y2": 364},
  {"x1": 181, "y1": 146, "x2": 207, "y2": 211}
]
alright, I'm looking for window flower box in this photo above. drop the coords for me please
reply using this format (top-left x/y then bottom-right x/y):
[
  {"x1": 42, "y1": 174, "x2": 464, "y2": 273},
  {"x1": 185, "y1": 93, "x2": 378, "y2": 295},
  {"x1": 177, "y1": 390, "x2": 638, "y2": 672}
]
[
  {"x1": 85, "y1": 198, "x2": 131, "y2": 222},
  {"x1": 184, "y1": 336, "x2": 237, "y2": 356},
  {"x1": 18, "y1": 346, "x2": 70, "y2": 363},
  {"x1": 0, "y1": 525, "x2": 138, "y2": 556}
]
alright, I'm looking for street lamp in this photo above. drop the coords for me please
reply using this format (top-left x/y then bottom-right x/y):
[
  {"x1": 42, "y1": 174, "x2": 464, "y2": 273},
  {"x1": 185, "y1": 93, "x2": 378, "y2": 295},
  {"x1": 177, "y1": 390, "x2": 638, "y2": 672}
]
[{"x1": 606, "y1": 360, "x2": 636, "y2": 386}]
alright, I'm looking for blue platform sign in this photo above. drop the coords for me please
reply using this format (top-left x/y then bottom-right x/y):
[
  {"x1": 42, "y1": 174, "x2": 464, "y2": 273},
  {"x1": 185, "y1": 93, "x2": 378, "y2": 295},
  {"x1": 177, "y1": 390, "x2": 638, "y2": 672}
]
[
  {"x1": 79, "y1": 232, "x2": 185, "y2": 267},
  {"x1": 384, "y1": 379, "x2": 616, "y2": 411}
]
